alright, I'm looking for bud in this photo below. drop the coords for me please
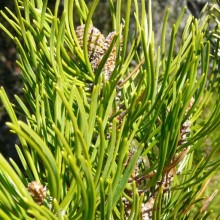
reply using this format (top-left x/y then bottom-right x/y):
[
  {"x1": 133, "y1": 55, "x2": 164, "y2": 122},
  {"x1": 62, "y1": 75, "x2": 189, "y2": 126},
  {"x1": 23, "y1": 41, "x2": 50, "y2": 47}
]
[{"x1": 27, "y1": 181, "x2": 47, "y2": 205}]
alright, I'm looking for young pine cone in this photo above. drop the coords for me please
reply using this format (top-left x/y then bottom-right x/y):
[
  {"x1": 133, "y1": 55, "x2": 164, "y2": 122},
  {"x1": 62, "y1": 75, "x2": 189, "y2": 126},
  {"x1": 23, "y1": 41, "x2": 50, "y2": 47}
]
[
  {"x1": 76, "y1": 24, "x2": 121, "y2": 80},
  {"x1": 27, "y1": 181, "x2": 47, "y2": 205},
  {"x1": 179, "y1": 97, "x2": 195, "y2": 145}
]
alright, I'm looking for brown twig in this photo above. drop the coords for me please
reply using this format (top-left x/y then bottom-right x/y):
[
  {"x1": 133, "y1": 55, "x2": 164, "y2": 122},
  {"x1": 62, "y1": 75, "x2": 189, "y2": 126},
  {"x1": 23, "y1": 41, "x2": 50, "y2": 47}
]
[{"x1": 118, "y1": 58, "x2": 145, "y2": 88}]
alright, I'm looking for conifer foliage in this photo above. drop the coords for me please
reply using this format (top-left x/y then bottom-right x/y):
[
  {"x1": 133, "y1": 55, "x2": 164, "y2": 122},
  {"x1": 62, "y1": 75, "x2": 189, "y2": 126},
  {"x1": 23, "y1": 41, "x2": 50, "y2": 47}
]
[{"x1": 0, "y1": 0, "x2": 220, "y2": 219}]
